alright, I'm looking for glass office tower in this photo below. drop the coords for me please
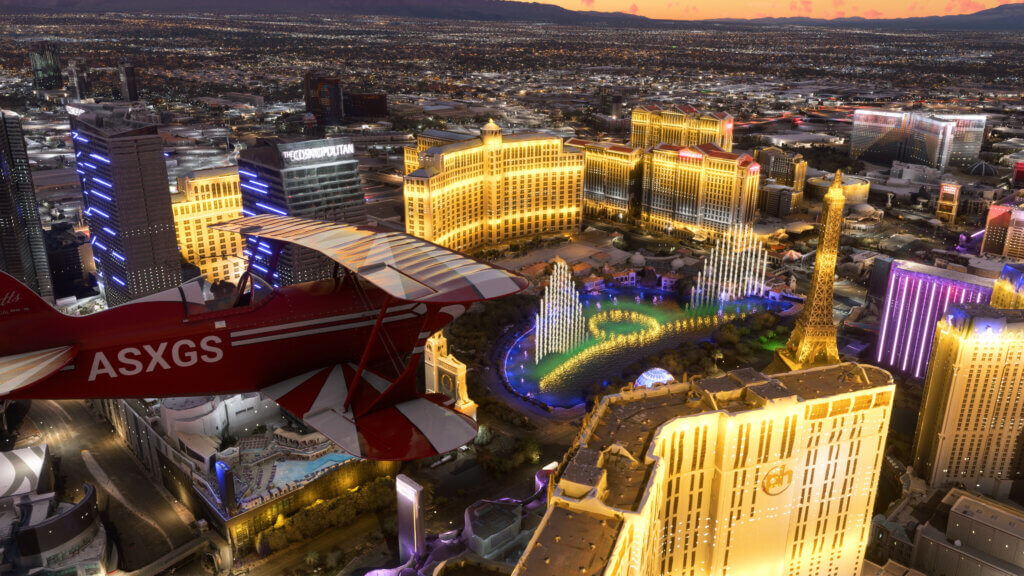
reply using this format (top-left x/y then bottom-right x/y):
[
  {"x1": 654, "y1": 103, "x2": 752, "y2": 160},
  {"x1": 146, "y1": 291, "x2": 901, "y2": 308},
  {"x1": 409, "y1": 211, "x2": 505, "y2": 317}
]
[
  {"x1": 237, "y1": 138, "x2": 364, "y2": 286},
  {"x1": 0, "y1": 110, "x2": 53, "y2": 301},
  {"x1": 29, "y1": 41, "x2": 63, "y2": 91},
  {"x1": 70, "y1": 106, "x2": 181, "y2": 306}
]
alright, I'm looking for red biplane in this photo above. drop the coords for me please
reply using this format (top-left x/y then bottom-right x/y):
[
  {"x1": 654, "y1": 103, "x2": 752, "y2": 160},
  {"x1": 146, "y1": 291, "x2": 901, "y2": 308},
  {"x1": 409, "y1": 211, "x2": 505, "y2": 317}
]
[{"x1": 0, "y1": 215, "x2": 528, "y2": 461}]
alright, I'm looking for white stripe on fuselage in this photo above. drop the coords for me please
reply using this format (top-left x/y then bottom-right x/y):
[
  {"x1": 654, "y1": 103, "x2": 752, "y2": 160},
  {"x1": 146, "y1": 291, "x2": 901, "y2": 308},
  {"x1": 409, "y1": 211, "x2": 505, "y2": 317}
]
[
  {"x1": 229, "y1": 303, "x2": 418, "y2": 338},
  {"x1": 230, "y1": 313, "x2": 419, "y2": 347}
]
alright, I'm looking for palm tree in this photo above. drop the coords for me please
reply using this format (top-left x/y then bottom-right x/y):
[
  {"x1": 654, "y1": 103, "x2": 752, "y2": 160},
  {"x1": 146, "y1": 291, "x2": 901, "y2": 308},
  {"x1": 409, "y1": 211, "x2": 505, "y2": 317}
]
[{"x1": 305, "y1": 551, "x2": 320, "y2": 567}]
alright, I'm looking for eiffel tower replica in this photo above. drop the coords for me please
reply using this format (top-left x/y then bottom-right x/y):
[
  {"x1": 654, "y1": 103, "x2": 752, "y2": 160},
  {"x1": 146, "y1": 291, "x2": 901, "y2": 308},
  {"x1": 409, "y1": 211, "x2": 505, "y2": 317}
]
[{"x1": 766, "y1": 170, "x2": 846, "y2": 374}]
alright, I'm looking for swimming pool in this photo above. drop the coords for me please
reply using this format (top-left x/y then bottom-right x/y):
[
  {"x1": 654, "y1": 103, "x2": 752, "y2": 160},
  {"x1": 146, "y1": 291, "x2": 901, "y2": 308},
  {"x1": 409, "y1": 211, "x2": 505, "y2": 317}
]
[{"x1": 273, "y1": 452, "x2": 354, "y2": 486}]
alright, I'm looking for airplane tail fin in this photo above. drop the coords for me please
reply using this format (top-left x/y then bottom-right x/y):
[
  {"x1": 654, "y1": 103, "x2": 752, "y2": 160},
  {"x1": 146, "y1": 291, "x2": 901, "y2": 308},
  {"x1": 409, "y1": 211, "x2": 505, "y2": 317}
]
[
  {"x1": 0, "y1": 271, "x2": 77, "y2": 397},
  {"x1": 0, "y1": 270, "x2": 60, "y2": 324}
]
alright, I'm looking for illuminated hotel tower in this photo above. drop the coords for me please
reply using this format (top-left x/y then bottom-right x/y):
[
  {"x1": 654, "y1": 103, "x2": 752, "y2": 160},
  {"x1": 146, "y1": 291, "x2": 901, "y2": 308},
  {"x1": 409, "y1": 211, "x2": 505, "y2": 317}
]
[
  {"x1": 172, "y1": 166, "x2": 245, "y2": 284},
  {"x1": 640, "y1": 143, "x2": 760, "y2": 239},
  {"x1": 535, "y1": 259, "x2": 585, "y2": 363},
  {"x1": 0, "y1": 110, "x2": 53, "y2": 301},
  {"x1": 566, "y1": 138, "x2": 643, "y2": 220},
  {"x1": 875, "y1": 261, "x2": 993, "y2": 380},
  {"x1": 913, "y1": 305, "x2": 1024, "y2": 498},
  {"x1": 768, "y1": 171, "x2": 845, "y2": 374},
  {"x1": 514, "y1": 363, "x2": 895, "y2": 576},
  {"x1": 630, "y1": 104, "x2": 733, "y2": 151},
  {"x1": 690, "y1": 225, "x2": 767, "y2": 309},
  {"x1": 237, "y1": 138, "x2": 364, "y2": 286},
  {"x1": 403, "y1": 121, "x2": 583, "y2": 252},
  {"x1": 70, "y1": 106, "x2": 181, "y2": 306}
]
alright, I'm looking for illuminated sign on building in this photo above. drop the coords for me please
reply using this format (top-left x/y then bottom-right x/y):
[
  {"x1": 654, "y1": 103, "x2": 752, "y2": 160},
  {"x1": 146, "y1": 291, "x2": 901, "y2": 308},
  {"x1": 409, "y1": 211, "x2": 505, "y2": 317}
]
[
  {"x1": 762, "y1": 463, "x2": 793, "y2": 496},
  {"x1": 281, "y1": 143, "x2": 354, "y2": 164},
  {"x1": 65, "y1": 105, "x2": 86, "y2": 117}
]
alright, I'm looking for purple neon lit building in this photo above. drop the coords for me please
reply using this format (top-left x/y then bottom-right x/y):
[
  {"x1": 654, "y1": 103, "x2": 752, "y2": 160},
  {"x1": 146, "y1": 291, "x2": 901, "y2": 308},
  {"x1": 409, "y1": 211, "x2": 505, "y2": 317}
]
[{"x1": 876, "y1": 260, "x2": 994, "y2": 379}]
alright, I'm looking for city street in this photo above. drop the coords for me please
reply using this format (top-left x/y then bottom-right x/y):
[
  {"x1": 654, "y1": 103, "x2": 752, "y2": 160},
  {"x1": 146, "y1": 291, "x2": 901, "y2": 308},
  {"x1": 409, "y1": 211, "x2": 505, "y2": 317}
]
[{"x1": 16, "y1": 399, "x2": 197, "y2": 570}]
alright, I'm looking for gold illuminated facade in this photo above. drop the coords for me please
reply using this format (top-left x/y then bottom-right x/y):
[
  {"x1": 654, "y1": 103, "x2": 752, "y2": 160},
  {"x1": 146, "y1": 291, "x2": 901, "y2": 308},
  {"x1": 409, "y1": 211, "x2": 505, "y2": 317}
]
[
  {"x1": 403, "y1": 121, "x2": 583, "y2": 252},
  {"x1": 768, "y1": 171, "x2": 846, "y2": 373},
  {"x1": 514, "y1": 363, "x2": 894, "y2": 576},
  {"x1": 630, "y1": 104, "x2": 733, "y2": 151},
  {"x1": 172, "y1": 166, "x2": 245, "y2": 283},
  {"x1": 640, "y1": 142, "x2": 760, "y2": 238},
  {"x1": 991, "y1": 263, "x2": 1024, "y2": 309},
  {"x1": 566, "y1": 138, "x2": 642, "y2": 220},
  {"x1": 913, "y1": 305, "x2": 1024, "y2": 499}
]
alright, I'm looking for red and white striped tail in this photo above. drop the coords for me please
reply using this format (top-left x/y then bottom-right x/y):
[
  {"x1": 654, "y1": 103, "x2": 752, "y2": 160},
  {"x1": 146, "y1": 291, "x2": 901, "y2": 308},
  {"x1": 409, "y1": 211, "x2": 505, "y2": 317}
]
[
  {"x1": 262, "y1": 363, "x2": 477, "y2": 461},
  {"x1": 0, "y1": 346, "x2": 78, "y2": 397}
]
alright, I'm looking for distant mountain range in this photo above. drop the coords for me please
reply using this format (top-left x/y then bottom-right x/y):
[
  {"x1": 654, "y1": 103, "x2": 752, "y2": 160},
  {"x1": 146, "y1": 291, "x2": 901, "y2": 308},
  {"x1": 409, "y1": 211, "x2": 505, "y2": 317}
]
[{"x1": 2, "y1": 0, "x2": 1023, "y2": 31}]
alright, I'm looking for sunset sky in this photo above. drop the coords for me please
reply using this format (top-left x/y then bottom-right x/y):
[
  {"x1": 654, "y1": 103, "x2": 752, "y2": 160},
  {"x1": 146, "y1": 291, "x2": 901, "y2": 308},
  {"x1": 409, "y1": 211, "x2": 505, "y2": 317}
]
[{"x1": 534, "y1": 0, "x2": 1021, "y2": 20}]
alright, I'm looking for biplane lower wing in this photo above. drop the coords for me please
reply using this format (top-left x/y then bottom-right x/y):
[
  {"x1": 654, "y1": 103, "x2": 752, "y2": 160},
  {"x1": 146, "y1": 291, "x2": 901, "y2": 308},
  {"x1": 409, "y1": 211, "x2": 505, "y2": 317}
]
[{"x1": 263, "y1": 364, "x2": 477, "y2": 460}]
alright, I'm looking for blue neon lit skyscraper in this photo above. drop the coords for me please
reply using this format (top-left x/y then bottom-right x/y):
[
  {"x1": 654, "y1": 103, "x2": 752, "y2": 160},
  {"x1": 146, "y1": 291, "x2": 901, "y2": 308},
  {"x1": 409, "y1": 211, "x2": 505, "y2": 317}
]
[
  {"x1": 0, "y1": 110, "x2": 53, "y2": 301},
  {"x1": 237, "y1": 138, "x2": 364, "y2": 286},
  {"x1": 70, "y1": 106, "x2": 181, "y2": 306}
]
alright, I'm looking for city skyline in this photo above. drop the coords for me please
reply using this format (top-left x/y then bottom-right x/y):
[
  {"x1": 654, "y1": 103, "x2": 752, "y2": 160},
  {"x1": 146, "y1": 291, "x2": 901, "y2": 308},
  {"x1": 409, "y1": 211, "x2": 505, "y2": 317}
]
[{"x1": 0, "y1": 6, "x2": 1022, "y2": 576}]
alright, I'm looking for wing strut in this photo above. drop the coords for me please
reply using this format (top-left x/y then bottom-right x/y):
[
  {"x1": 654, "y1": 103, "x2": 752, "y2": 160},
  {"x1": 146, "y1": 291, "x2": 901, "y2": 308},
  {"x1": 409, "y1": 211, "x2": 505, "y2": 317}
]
[{"x1": 345, "y1": 295, "x2": 391, "y2": 412}]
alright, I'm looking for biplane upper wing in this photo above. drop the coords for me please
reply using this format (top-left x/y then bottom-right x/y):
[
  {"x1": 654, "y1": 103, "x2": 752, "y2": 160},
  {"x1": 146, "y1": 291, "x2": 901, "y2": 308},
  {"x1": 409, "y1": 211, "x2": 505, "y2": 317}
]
[{"x1": 212, "y1": 215, "x2": 528, "y2": 304}]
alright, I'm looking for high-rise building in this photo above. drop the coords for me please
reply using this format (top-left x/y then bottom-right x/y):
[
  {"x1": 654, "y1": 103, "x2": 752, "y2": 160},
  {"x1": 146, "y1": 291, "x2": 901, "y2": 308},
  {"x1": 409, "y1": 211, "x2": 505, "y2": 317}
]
[
  {"x1": 237, "y1": 137, "x2": 364, "y2": 286},
  {"x1": 936, "y1": 114, "x2": 987, "y2": 168},
  {"x1": 403, "y1": 121, "x2": 583, "y2": 252},
  {"x1": 1014, "y1": 161, "x2": 1024, "y2": 189},
  {"x1": 29, "y1": 41, "x2": 63, "y2": 91},
  {"x1": 70, "y1": 106, "x2": 181, "y2": 306},
  {"x1": 850, "y1": 110, "x2": 908, "y2": 166},
  {"x1": 875, "y1": 260, "x2": 994, "y2": 380},
  {"x1": 342, "y1": 91, "x2": 388, "y2": 118},
  {"x1": 44, "y1": 222, "x2": 84, "y2": 300},
  {"x1": 566, "y1": 138, "x2": 642, "y2": 220},
  {"x1": 172, "y1": 166, "x2": 245, "y2": 284},
  {"x1": 768, "y1": 170, "x2": 846, "y2": 373},
  {"x1": 303, "y1": 72, "x2": 343, "y2": 126},
  {"x1": 991, "y1": 263, "x2": 1024, "y2": 309},
  {"x1": 514, "y1": 363, "x2": 895, "y2": 576},
  {"x1": 630, "y1": 104, "x2": 733, "y2": 151},
  {"x1": 935, "y1": 181, "x2": 961, "y2": 224},
  {"x1": 753, "y1": 147, "x2": 807, "y2": 192},
  {"x1": 640, "y1": 142, "x2": 760, "y2": 239},
  {"x1": 914, "y1": 305, "x2": 1024, "y2": 498},
  {"x1": 0, "y1": 110, "x2": 54, "y2": 301},
  {"x1": 66, "y1": 59, "x2": 90, "y2": 101},
  {"x1": 904, "y1": 114, "x2": 957, "y2": 170},
  {"x1": 118, "y1": 61, "x2": 139, "y2": 101},
  {"x1": 761, "y1": 183, "x2": 801, "y2": 217},
  {"x1": 980, "y1": 193, "x2": 1024, "y2": 259},
  {"x1": 850, "y1": 110, "x2": 986, "y2": 171}
]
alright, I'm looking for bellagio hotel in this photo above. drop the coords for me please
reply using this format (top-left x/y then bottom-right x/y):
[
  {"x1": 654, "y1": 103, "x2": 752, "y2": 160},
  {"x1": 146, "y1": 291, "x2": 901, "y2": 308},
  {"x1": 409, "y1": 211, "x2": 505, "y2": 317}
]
[
  {"x1": 514, "y1": 363, "x2": 894, "y2": 576},
  {"x1": 172, "y1": 166, "x2": 246, "y2": 283},
  {"x1": 403, "y1": 121, "x2": 583, "y2": 252}
]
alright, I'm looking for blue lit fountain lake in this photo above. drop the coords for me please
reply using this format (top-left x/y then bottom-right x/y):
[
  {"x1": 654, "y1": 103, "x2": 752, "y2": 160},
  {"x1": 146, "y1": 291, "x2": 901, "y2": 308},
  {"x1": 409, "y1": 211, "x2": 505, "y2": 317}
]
[{"x1": 503, "y1": 286, "x2": 787, "y2": 408}]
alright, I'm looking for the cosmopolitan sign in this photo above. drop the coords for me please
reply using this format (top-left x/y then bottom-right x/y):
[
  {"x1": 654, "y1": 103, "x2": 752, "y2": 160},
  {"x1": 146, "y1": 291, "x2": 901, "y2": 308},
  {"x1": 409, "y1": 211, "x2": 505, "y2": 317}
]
[{"x1": 282, "y1": 143, "x2": 354, "y2": 164}]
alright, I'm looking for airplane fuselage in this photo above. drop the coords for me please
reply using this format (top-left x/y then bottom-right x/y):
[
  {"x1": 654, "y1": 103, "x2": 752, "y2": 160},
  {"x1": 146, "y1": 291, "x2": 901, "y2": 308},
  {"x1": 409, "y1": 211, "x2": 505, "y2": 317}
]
[{"x1": 3, "y1": 277, "x2": 460, "y2": 400}]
